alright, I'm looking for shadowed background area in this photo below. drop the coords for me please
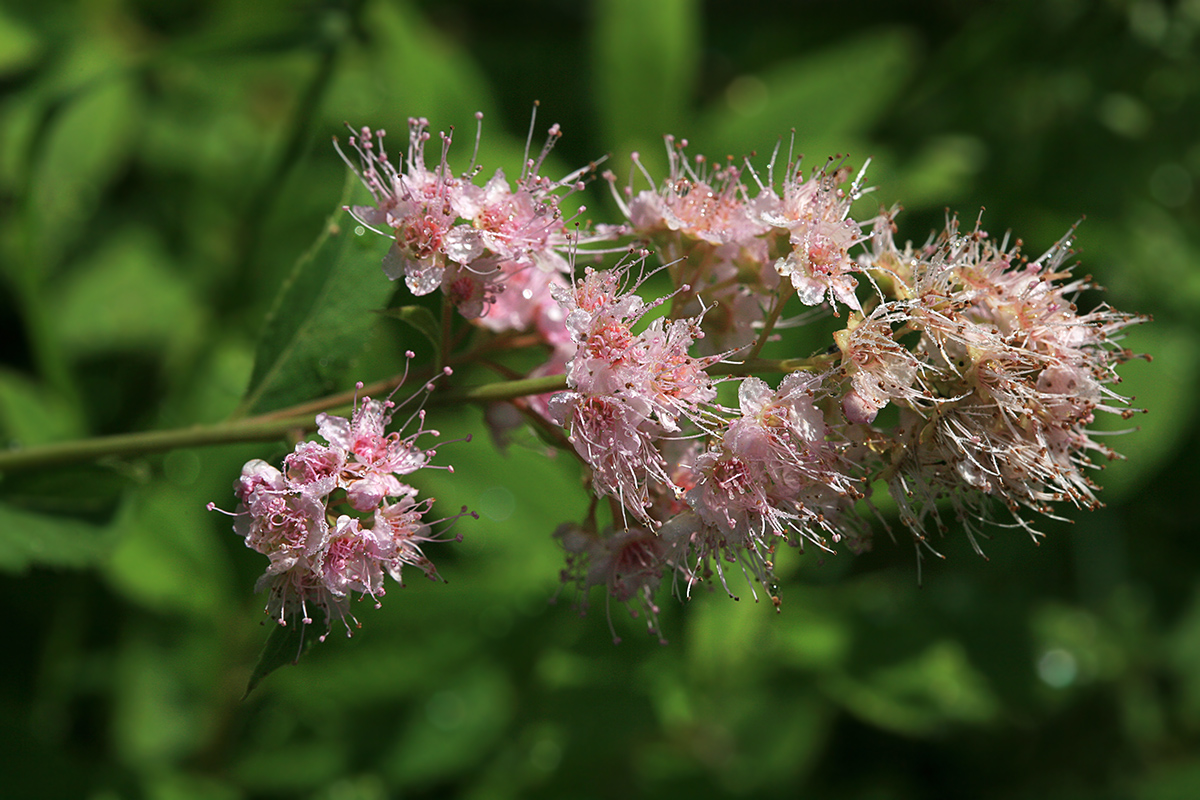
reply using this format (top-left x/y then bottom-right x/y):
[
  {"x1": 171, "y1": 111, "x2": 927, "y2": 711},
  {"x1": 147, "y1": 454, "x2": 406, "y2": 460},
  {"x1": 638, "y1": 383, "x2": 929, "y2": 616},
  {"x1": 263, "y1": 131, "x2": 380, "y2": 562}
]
[{"x1": 1, "y1": 0, "x2": 1198, "y2": 797}]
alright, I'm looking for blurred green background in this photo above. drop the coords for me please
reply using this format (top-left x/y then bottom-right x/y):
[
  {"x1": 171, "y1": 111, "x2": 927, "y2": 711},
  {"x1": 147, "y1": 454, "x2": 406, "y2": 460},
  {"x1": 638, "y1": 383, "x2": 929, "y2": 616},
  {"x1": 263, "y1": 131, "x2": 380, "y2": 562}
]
[{"x1": 2, "y1": 0, "x2": 1199, "y2": 797}]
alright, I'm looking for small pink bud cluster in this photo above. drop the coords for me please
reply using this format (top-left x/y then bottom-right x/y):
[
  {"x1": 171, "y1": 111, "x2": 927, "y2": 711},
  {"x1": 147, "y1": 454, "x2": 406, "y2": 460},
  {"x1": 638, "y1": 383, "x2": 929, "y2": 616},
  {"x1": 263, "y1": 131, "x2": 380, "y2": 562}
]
[{"x1": 218, "y1": 380, "x2": 472, "y2": 638}]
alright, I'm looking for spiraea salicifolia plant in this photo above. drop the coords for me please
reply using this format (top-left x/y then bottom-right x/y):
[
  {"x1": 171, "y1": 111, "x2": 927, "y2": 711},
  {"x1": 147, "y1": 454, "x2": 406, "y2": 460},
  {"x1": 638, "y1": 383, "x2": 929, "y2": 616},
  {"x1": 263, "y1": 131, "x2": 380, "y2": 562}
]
[{"x1": 213, "y1": 111, "x2": 1148, "y2": 655}]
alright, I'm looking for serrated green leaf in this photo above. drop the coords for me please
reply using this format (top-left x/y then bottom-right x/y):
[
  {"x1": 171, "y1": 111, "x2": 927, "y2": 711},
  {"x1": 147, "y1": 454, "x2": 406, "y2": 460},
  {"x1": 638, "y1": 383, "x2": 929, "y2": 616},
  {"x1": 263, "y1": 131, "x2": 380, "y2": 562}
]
[
  {"x1": 377, "y1": 304, "x2": 441, "y2": 352},
  {"x1": 244, "y1": 620, "x2": 318, "y2": 698},
  {"x1": 236, "y1": 175, "x2": 394, "y2": 417},
  {"x1": 0, "y1": 502, "x2": 112, "y2": 573}
]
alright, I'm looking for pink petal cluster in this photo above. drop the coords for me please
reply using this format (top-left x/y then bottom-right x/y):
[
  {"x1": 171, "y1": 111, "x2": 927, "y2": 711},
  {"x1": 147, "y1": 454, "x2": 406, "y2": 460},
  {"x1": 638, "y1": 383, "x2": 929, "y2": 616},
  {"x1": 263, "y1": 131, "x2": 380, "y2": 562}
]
[
  {"x1": 607, "y1": 140, "x2": 775, "y2": 353},
  {"x1": 545, "y1": 135, "x2": 1144, "y2": 639},
  {"x1": 682, "y1": 373, "x2": 861, "y2": 570},
  {"x1": 758, "y1": 161, "x2": 872, "y2": 312},
  {"x1": 545, "y1": 257, "x2": 873, "y2": 626},
  {"x1": 339, "y1": 116, "x2": 620, "y2": 344},
  {"x1": 224, "y1": 391, "x2": 470, "y2": 637},
  {"x1": 548, "y1": 260, "x2": 719, "y2": 521},
  {"x1": 609, "y1": 138, "x2": 875, "y2": 353}
]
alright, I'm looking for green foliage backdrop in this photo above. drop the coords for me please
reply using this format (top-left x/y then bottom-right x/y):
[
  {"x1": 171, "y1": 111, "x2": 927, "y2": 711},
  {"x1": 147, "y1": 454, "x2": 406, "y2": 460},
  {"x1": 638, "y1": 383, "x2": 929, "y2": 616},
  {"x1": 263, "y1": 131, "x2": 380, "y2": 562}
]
[{"x1": 2, "y1": 0, "x2": 1198, "y2": 797}]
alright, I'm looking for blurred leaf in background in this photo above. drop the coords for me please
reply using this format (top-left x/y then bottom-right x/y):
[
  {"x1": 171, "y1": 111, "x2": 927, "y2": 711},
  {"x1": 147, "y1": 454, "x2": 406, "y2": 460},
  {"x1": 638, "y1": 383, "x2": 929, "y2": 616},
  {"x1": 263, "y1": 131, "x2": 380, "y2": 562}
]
[{"x1": 1, "y1": 0, "x2": 1198, "y2": 798}]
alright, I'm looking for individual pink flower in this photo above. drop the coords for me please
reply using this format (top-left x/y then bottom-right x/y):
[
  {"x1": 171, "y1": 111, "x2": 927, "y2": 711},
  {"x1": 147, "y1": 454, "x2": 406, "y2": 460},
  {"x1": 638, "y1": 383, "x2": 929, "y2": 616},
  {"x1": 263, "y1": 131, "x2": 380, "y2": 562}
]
[
  {"x1": 234, "y1": 460, "x2": 330, "y2": 573},
  {"x1": 316, "y1": 397, "x2": 434, "y2": 512},
  {"x1": 374, "y1": 490, "x2": 442, "y2": 582},
  {"x1": 549, "y1": 392, "x2": 671, "y2": 520},
  {"x1": 833, "y1": 304, "x2": 929, "y2": 424},
  {"x1": 339, "y1": 120, "x2": 480, "y2": 296},
  {"x1": 612, "y1": 137, "x2": 769, "y2": 251},
  {"x1": 758, "y1": 161, "x2": 873, "y2": 312},
  {"x1": 320, "y1": 515, "x2": 390, "y2": 601}
]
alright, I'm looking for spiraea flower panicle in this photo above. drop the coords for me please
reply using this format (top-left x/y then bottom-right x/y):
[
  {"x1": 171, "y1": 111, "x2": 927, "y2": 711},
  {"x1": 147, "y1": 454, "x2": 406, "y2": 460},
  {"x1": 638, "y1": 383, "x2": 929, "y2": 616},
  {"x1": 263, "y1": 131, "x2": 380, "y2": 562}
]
[{"x1": 218, "y1": 113, "x2": 1151, "y2": 648}]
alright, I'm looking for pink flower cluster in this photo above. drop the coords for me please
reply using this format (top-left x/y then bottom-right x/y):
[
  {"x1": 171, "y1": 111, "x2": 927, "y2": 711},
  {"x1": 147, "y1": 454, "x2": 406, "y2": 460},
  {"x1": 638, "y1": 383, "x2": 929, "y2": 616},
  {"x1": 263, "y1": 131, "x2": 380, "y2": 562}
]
[
  {"x1": 606, "y1": 138, "x2": 873, "y2": 352},
  {"x1": 848, "y1": 216, "x2": 1147, "y2": 548},
  {"x1": 338, "y1": 115, "x2": 621, "y2": 352},
  {"x1": 220, "y1": 382, "x2": 471, "y2": 637},
  {"x1": 548, "y1": 260, "x2": 720, "y2": 521},
  {"x1": 224, "y1": 114, "x2": 1146, "y2": 646},
  {"x1": 546, "y1": 257, "x2": 867, "y2": 640},
  {"x1": 546, "y1": 136, "x2": 1145, "y2": 638}
]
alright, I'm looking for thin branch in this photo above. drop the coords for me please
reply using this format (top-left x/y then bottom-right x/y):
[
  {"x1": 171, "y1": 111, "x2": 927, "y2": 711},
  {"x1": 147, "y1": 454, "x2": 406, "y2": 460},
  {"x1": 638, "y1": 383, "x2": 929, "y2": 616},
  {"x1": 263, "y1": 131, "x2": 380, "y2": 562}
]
[{"x1": 0, "y1": 353, "x2": 834, "y2": 473}]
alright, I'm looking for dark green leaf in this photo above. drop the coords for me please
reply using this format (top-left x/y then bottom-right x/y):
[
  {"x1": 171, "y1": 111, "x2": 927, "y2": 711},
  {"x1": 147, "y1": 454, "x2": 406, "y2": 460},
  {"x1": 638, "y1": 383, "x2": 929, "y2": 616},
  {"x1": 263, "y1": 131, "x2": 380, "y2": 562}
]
[
  {"x1": 236, "y1": 175, "x2": 394, "y2": 417},
  {"x1": 376, "y1": 304, "x2": 441, "y2": 352},
  {"x1": 244, "y1": 619, "x2": 318, "y2": 698}
]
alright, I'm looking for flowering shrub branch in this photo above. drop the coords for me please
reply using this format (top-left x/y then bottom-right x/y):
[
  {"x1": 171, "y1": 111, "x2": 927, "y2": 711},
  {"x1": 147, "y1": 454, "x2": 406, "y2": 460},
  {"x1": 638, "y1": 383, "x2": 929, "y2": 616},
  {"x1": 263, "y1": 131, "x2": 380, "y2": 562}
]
[{"x1": 2, "y1": 109, "x2": 1149, "y2": 667}]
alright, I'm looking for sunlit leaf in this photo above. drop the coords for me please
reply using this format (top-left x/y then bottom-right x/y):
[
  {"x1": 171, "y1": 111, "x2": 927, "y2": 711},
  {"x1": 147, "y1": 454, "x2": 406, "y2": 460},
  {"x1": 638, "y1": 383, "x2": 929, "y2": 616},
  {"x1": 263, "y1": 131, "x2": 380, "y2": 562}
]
[
  {"x1": 236, "y1": 175, "x2": 393, "y2": 416},
  {"x1": 54, "y1": 229, "x2": 204, "y2": 358},
  {"x1": 0, "y1": 8, "x2": 41, "y2": 78},
  {"x1": 329, "y1": 1, "x2": 496, "y2": 127},
  {"x1": 27, "y1": 72, "x2": 141, "y2": 268},
  {"x1": 699, "y1": 29, "x2": 916, "y2": 163}
]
